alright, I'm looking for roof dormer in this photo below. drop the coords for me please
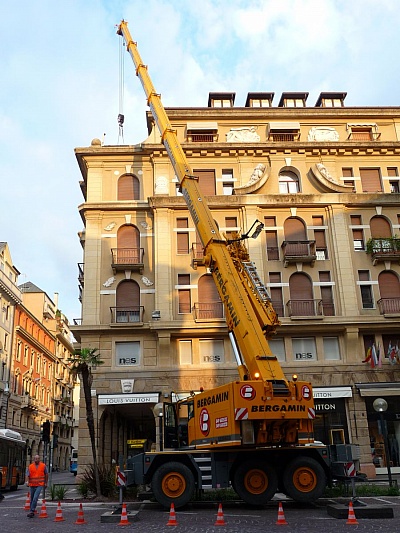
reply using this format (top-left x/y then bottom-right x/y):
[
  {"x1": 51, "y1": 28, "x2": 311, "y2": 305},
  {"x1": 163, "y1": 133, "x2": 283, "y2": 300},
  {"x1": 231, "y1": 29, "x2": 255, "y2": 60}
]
[
  {"x1": 245, "y1": 92, "x2": 274, "y2": 107},
  {"x1": 208, "y1": 92, "x2": 236, "y2": 108},
  {"x1": 315, "y1": 92, "x2": 347, "y2": 107},
  {"x1": 278, "y1": 92, "x2": 309, "y2": 107}
]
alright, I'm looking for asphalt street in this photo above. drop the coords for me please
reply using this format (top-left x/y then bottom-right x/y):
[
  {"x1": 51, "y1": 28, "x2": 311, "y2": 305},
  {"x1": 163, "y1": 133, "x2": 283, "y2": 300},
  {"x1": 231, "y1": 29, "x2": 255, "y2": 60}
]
[{"x1": 1, "y1": 472, "x2": 399, "y2": 532}]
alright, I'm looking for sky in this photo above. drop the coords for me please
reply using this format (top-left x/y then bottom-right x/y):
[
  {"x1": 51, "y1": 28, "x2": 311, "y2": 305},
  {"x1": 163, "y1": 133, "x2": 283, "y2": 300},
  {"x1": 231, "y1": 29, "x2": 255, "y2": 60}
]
[{"x1": 1, "y1": 0, "x2": 400, "y2": 327}]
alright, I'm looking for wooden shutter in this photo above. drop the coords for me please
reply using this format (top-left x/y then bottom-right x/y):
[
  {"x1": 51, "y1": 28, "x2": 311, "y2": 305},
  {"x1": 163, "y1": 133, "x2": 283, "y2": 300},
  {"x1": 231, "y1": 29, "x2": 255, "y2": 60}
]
[
  {"x1": 342, "y1": 168, "x2": 353, "y2": 177},
  {"x1": 387, "y1": 167, "x2": 398, "y2": 177},
  {"x1": 178, "y1": 274, "x2": 191, "y2": 313},
  {"x1": 314, "y1": 230, "x2": 326, "y2": 248},
  {"x1": 199, "y1": 275, "x2": 220, "y2": 301},
  {"x1": 378, "y1": 272, "x2": 400, "y2": 298},
  {"x1": 118, "y1": 175, "x2": 140, "y2": 200},
  {"x1": 360, "y1": 169, "x2": 382, "y2": 192},
  {"x1": 118, "y1": 225, "x2": 139, "y2": 248},
  {"x1": 194, "y1": 169, "x2": 216, "y2": 195},
  {"x1": 116, "y1": 280, "x2": 140, "y2": 307},
  {"x1": 284, "y1": 218, "x2": 306, "y2": 240},
  {"x1": 289, "y1": 273, "x2": 313, "y2": 300},
  {"x1": 370, "y1": 216, "x2": 391, "y2": 238},
  {"x1": 266, "y1": 231, "x2": 279, "y2": 260},
  {"x1": 312, "y1": 216, "x2": 324, "y2": 226}
]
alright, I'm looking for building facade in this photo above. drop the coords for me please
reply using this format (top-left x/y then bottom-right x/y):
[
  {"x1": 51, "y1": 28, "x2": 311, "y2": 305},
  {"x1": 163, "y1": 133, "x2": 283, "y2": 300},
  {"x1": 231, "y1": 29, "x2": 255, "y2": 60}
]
[
  {"x1": 0, "y1": 243, "x2": 21, "y2": 428},
  {"x1": 7, "y1": 282, "x2": 75, "y2": 469},
  {"x1": 72, "y1": 91, "x2": 400, "y2": 478}
]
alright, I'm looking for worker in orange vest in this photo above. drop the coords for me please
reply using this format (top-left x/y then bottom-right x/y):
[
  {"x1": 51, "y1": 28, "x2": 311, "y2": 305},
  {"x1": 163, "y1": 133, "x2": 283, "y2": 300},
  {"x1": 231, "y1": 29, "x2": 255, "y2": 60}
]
[{"x1": 25, "y1": 455, "x2": 48, "y2": 518}]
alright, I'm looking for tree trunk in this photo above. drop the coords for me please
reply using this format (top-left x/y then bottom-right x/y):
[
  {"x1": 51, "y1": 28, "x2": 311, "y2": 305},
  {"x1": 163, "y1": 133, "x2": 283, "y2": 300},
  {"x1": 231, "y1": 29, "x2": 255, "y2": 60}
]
[{"x1": 81, "y1": 366, "x2": 101, "y2": 496}]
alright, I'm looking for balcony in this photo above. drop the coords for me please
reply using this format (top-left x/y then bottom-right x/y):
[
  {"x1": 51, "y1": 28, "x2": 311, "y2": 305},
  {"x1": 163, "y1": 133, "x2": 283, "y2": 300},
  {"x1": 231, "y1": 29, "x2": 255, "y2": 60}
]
[
  {"x1": 21, "y1": 395, "x2": 38, "y2": 412},
  {"x1": 281, "y1": 240, "x2": 316, "y2": 267},
  {"x1": 287, "y1": 299, "x2": 323, "y2": 317},
  {"x1": 110, "y1": 306, "x2": 144, "y2": 324},
  {"x1": 111, "y1": 248, "x2": 144, "y2": 273},
  {"x1": 367, "y1": 238, "x2": 400, "y2": 266},
  {"x1": 347, "y1": 131, "x2": 381, "y2": 141},
  {"x1": 193, "y1": 302, "x2": 224, "y2": 320},
  {"x1": 191, "y1": 242, "x2": 205, "y2": 269},
  {"x1": 377, "y1": 298, "x2": 400, "y2": 315},
  {"x1": 78, "y1": 263, "x2": 84, "y2": 287}
]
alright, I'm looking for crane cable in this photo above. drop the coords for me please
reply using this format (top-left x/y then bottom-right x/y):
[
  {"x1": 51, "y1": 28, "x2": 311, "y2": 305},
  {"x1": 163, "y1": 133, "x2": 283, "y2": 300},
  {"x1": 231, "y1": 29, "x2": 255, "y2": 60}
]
[{"x1": 118, "y1": 35, "x2": 125, "y2": 144}]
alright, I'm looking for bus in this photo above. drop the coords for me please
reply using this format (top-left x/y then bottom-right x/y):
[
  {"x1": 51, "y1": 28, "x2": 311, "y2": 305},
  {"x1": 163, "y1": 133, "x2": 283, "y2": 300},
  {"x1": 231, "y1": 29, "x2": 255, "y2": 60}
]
[
  {"x1": 0, "y1": 429, "x2": 26, "y2": 490},
  {"x1": 69, "y1": 448, "x2": 78, "y2": 475}
]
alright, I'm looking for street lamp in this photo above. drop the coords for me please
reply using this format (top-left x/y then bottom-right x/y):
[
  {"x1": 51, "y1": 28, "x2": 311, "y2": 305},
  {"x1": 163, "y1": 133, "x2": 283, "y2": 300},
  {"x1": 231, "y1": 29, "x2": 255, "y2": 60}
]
[
  {"x1": 372, "y1": 397, "x2": 393, "y2": 487},
  {"x1": 153, "y1": 403, "x2": 164, "y2": 451}
]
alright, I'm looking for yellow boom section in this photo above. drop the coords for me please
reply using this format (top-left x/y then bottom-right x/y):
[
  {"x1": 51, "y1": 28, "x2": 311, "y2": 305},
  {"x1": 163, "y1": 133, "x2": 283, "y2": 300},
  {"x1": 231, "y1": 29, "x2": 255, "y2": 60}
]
[{"x1": 118, "y1": 20, "x2": 287, "y2": 387}]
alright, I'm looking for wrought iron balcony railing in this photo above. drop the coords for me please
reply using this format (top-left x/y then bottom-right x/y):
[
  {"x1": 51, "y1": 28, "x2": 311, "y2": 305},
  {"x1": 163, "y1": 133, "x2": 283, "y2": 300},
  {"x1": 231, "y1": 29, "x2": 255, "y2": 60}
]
[
  {"x1": 287, "y1": 299, "x2": 323, "y2": 317},
  {"x1": 281, "y1": 240, "x2": 316, "y2": 266},
  {"x1": 377, "y1": 298, "x2": 400, "y2": 315},
  {"x1": 110, "y1": 306, "x2": 144, "y2": 323},
  {"x1": 367, "y1": 238, "x2": 400, "y2": 265},
  {"x1": 111, "y1": 248, "x2": 144, "y2": 273},
  {"x1": 193, "y1": 302, "x2": 224, "y2": 320}
]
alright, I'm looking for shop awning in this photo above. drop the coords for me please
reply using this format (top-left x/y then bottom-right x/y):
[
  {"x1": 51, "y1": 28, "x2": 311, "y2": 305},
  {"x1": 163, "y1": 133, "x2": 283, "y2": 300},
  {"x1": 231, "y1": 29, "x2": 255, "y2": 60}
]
[
  {"x1": 268, "y1": 121, "x2": 300, "y2": 131},
  {"x1": 355, "y1": 382, "x2": 400, "y2": 397},
  {"x1": 313, "y1": 386, "x2": 352, "y2": 399},
  {"x1": 187, "y1": 122, "x2": 218, "y2": 131}
]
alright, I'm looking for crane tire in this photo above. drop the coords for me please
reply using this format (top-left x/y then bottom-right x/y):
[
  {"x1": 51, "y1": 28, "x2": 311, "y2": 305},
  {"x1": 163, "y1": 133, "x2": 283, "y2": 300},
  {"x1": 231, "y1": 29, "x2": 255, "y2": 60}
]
[
  {"x1": 152, "y1": 461, "x2": 195, "y2": 509},
  {"x1": 233, "y1": 460, "x2": 278, "y2": 505},
  {"x1": 282, "y1": 456, "x2": 326, "y2": 503}
]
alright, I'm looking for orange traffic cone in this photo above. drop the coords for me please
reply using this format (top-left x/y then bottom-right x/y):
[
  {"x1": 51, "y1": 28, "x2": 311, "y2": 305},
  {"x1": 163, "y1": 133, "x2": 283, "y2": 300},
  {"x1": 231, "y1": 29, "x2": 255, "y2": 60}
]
[
  {"x1": 276, "y1": 502, "x2": 288, "y2": 525},
  {"x1": 24, "y1": 491, "x2": 30, "y2": 511},
  {"x1": 166, "y1": 502, "x2": 178, "y2": 526},
  {"x1": 75, "y1": 503, "x2": 87, "y2": 524},
  {"x1": 346, "y1": 501, "x2": 359, "y2": 525},
  {"x1": 54, "y1": 501, "x2": 65, "y2": 522},
  {"x1": 214, "y1": 503, "x2": 226, "y2": 526},
  {"x1": 39, "y1": 499, "x2": 48, "y2": 518},
  {"x1": 117, "y1": 503, "x2": 131, "y2": 526}
]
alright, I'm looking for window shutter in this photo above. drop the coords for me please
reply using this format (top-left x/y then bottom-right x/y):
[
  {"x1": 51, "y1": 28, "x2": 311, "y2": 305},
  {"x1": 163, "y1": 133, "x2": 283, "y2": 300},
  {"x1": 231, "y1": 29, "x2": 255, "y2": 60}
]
[
  {"x1": 284, "y1": 218, "x2": 307, "y2": 240},
  {"x1": 194, "y1": 169, "x2": 216, "y2": 195},
  {"x1": 289, "y1": 273, "x2": 313, "y2": 299},
  {"x1": 314, "y1": 230, "x2": 326, "y2": 248},
  {"x1": 379, "y1": 272, "x2": 400, "y2": 298},
  {"x1": 177, "y1": 233, "x2": 189, "y2": 254},
  {"x1": 116, "y1": 280, "x2": 140, "y2": 307},
  {"x1": 118, "y1": 175, "x2": 139, "y2": 200},
  {"x1": 360, "y1": 169, "x2": 382, "y2": 192},
  {"x1": 370, "y1": 216, "x2": 391, "y2": 238}
]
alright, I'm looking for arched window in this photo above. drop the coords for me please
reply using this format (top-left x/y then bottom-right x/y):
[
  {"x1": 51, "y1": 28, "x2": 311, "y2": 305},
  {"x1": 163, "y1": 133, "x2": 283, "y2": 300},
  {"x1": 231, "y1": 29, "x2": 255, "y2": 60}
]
[
  {"x1": 370, "y1": 216, "x2": 392, "y2": 238},
  {"x1": 118, "y1": 174, "x2": 140, "y2": 200},
  {"x1": 116, "y1": 225, "x2": 141, "y2": 264},
  {"x1": 284, "y1": 217, "x2": 307, "y2": 241},
  {"x1": 378, "y1": 271, "x2": 400, "y2": 313},
  {"x1": 197, "y1": 275, "x2": 223, "y2": 318},
  {"x1": 115, "y1": 280, "x2": 141, "y2": 322},
  {"x1": 288, "y1": 273, "x2": 315, "y2": 316},
  {"x1": 279, "y1": 170, "x2": 300, "y2": 193}
]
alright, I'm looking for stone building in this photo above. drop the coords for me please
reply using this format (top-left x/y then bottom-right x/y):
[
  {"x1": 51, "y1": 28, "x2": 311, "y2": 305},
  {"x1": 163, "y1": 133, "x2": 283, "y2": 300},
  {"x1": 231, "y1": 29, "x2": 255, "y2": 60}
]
[{"x1": 72, "y1": 90, "x2": 400, "y2": 478}]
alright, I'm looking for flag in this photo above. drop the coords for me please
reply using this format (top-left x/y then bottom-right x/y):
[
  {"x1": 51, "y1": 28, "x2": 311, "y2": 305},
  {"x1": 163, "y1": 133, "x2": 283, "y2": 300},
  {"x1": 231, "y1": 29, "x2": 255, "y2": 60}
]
[
  {"x1": 370, "y1": 343, "x2": 377, "y2": 368},
  {"x1": 377, "y1": 342, "x2": 382, "y2": 368},
  {"x1": 389, "y1": 344, "x2": 398, "y2": 365}
]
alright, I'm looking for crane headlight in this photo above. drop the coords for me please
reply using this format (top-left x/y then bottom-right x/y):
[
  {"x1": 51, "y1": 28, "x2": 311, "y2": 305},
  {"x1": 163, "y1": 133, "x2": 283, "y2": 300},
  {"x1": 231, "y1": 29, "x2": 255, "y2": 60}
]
[
  {"x1": 254, "y1": 372, "x2": 260, "y2": 379},
  {"x1": 292, "y1": 374, "x2": 298, "y2": 382}
]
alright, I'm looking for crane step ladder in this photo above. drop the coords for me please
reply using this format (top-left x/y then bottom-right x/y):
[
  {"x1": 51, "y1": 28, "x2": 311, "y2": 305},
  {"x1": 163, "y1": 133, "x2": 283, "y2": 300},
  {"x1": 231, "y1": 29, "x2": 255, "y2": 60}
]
[
  {"x1": 193, "y1": 454, "x2": 213, "y2": 489},
  {"x1": 242, "y1": 262, "x2": 271, "y2": 303}
]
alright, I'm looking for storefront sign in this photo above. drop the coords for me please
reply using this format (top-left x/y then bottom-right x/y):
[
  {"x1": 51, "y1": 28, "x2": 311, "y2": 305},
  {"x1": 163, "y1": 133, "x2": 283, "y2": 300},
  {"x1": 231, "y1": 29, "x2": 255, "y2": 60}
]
[
  {"x1": 313, "y1": 387, "x2": 352, "y2": 399},
  {"x1": 98, "y1": 393, "x2": 159, "y2": 405}
]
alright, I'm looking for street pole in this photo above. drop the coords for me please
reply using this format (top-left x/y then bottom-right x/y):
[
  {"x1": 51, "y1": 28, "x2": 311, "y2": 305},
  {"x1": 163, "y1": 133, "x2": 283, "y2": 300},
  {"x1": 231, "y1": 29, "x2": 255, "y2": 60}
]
[{"x1": 373, "y1": 397, "x2": 393, "y2": 488}]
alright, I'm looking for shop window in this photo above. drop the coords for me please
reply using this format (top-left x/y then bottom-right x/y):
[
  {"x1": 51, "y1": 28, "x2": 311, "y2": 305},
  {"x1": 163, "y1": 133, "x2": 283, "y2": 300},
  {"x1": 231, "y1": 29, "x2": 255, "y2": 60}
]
[
  {"x1": 199, "y1": 339, "x2": 224, "y2": 364},
  {"x1": 115, "y1": 341, "x2": 140, "y2": 367},
  {"x1": 269, "y1": 338, "x2": 286, "y2": 362},
  {"x1": 179, "y1": 340, "x2": 192, "y2": 365},
  {"x1": 292, "y1": 337, "x2": 317, "y2": 361},
  {"x1": 323, "y1": 337, "x2": 340, "y2": 360}
]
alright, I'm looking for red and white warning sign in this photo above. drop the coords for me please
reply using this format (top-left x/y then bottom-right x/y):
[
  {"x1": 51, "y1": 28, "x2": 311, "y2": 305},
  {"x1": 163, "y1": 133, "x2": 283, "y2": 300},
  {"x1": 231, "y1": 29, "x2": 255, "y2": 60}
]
[
  {"x1": 346, "y1": 462, "x2": 356, "y2": 477},
  {"x1": 116, "y1": 470, "x2": 126, "y2": 486},
  {"x1": 307, "y1": 407, "x2": 316, "y2": 419},
  {"x1": 235, "y1": 407, "x2": 249, "y2": 420}
]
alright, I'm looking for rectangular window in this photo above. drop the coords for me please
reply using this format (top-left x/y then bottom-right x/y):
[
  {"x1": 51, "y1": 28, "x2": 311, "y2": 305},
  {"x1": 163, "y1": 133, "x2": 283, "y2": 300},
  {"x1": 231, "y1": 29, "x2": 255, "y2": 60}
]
[
  {"x1": 323, "y1": 337, "x2": 341, "y2": 360},
  {"x1": 269, "y1": 272, "x2": 284, "y2": 317},
  {"x1": 390, "y1": 181, "x2": 400, "y2": 193},
  {"x1": 176, "y1": 218, "x2": 189, "y2": 254},
  {"x1": 292, "y1": 337, "x2": 317, "y2": 361},
  {"x1": 342, "y1": 168, "x2": 353, "y2": 178},
  {"x1": 115, "y1": 341, "x2": 140, "y2": 367},
  {"x1": 265, "y1": 217, "x2": 279, "y2": 260},
  {"x1": 360, "y1": 168, "x2": 382, "y2": 192},
  {"x1": 199, "y1": 339, "x2": 224, "y2": 364},
  {"x1": 312, "y1": 216, "x2": 324, "y2": 226},
  {"x1": 269, "y1": 338, "x2": 286, "y2": 362},
  {"x1": 223, "y1": 182, "x2": 234, "y2": 195},
  {"x1": 178, "y1": 274, "x2": 191, "y2": 314},
  {"x1": 179, "y1": 340, "x2": 192, "y2": 365},
  {"x1": 224, "y1": 217, "x2": 237, "y2": 237},
  {"x1": 387, "y1": 167, "x2": 398, "y2": 177},
  {"x1": 352, "y1": 229, "x2": 365, "y2": 250},
  {"x1": 359, "y1": 270, "x2": 374, "y2": 309},
  {"x1": 319, "y1": 271, "x2": 334, "y2": 316},
  {"x1": 314, "y1": 230, "x2": 328, "y2": 260}
]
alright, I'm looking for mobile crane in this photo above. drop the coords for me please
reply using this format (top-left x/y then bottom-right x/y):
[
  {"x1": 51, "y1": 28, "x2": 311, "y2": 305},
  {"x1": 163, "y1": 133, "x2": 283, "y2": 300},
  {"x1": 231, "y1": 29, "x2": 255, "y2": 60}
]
[{"x1": 117, "y1": 20, "x2": 359, "y2": 508}]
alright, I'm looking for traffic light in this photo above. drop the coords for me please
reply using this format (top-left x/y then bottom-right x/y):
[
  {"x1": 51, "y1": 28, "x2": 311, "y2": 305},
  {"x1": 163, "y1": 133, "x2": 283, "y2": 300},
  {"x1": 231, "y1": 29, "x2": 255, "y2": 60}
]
[
  {"x1": 53, "y1": 433, "x2": 59, "y2": 449},
  {"x1": 42, "y1": 420, "x2": 51, "y2": 443}
]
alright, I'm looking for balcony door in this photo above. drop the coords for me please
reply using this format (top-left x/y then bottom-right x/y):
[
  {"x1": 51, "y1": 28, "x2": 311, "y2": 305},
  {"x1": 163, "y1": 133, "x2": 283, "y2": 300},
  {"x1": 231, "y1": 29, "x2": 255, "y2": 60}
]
[
  {"x1": 117, "y1": 225, "x2": 140, "y2": 263},
  {"x1": 116, "y1": 280, "x2": 140, "y2": 322},
  {"x1": 289, "y1": 273, "x2": 314, "y2": 316},
  {"x1": 198, "y1": 275, "x2": 223, "y2": 318},
  {"x1": 370, "y1": 216, "x2": 391, "y2": 238},
  {"x1": 378, "y1": 271, "x2": 400, "y2": 313},
  {"x1": 284, "y1": 217, "x2": 307, "y2": 241}
]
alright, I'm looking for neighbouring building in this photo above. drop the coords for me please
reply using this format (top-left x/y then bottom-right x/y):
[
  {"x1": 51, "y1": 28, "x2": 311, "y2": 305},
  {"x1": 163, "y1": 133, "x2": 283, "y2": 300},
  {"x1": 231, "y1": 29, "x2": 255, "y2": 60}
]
[
  {"x1": 7, "y1": 282, "x2": 75, "y2": 469},
  {"x1": 0, "y1": 243, "x2": 21, "y2": 428},
  {"x1": 72, "y1": 90, "x2": 400, "y2": 479}
]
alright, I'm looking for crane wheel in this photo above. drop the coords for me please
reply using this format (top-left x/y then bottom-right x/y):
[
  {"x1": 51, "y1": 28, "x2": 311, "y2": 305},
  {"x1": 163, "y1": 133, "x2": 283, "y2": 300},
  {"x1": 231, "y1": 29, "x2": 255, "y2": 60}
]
[
  {"x1": 152, "y1": 461, "x2": 195, "y2": 509},
  {"x1": 233, "y1": 460, "x2": 277, "y2": 505},
  {"x1": 282, "y1": 456, "x2": 326, "y2": 503}
]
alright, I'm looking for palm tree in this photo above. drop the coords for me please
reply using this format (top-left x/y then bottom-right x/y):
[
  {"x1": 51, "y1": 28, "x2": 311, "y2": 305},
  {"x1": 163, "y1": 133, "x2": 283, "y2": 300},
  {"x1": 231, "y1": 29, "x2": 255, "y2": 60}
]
[{"x1": 69, "y1": 347, "x2": 104, "y2": 496}]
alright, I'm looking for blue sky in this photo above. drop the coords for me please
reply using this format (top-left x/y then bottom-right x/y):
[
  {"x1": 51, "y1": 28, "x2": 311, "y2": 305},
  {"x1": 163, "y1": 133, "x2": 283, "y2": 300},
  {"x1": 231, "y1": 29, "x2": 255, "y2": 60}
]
[{"x1": 1, "y1": 0, "x2": 400, "y2": 327}]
